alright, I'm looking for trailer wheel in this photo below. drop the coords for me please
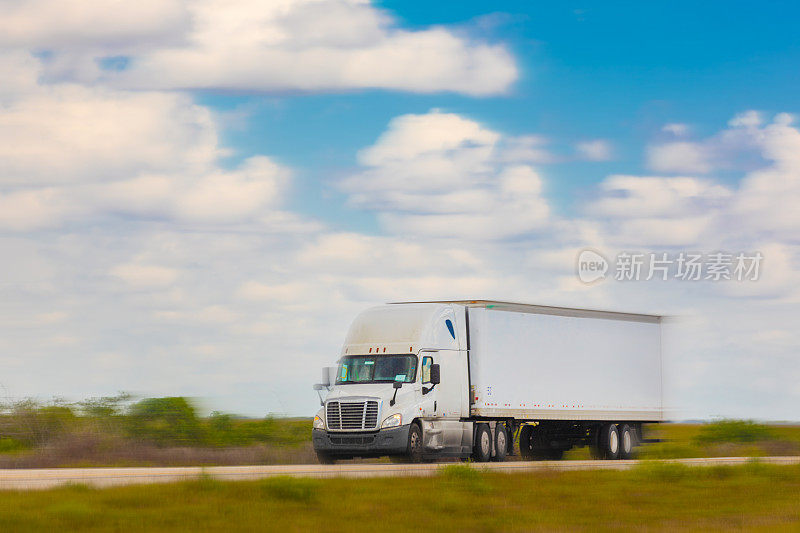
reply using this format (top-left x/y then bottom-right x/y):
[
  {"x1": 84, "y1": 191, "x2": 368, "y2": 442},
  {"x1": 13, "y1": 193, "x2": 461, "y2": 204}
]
[
  {"x1": 619, "y1": 424, "x2": 634, "y2": 459},
  {"x1": 472, "y1": 424, "x2": 492, "y2": 462},
  {"x1": 492, "y1": 424, "x2": 508, "y2": 462},
  {"x1": 519, "y1": 425, "x2": 534, "y2": 459},
  {"x1": 407, "y1": 422, "x2": 424, "y2": 463},
  {"x1": 599, "y1": 423, "x2": 620, "y2": 460}
]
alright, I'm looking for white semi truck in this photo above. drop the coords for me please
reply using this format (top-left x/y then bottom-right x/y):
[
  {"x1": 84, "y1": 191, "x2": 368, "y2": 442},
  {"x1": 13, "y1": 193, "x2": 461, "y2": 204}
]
[{"x1": 312, "y1": 300, "x2": 663, "y2": 463}]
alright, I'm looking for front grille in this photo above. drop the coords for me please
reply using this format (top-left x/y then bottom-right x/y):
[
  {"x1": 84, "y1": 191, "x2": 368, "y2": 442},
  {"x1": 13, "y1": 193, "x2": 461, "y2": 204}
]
[
  {"x1": 326, "y1": 400, "x2": 379, "y2": 430},
  {"x1": 330, "y1": 435, "x2": 376, "y2": 445}
]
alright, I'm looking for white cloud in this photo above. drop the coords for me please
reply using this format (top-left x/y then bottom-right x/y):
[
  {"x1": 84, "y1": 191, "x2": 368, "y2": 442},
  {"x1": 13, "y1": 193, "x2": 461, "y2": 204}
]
[
  {"x1": 3, "y1": 0, "x2": 516, "y2": 96},
  {"x1": 0, "y1": 69, "x2": 220, "y2": 187},
  {"x1": 0, "y1": 54, "x2": 291, "y2": 230},
  {"x1": 0, "y1": 188, "x2": 71, "y2": 231},
  {"x1": 731, "y1": 116, "x2": 800, "y2": 238},
  {"x1": 499, "y1": 135, "x2": 557, "y2": 164},
  {"x1": 341, "y1": 110, "x2": 550, "y2": 239},
  {"x1": 576, "y1": 139, "x2": 613, "y2": 161},
  {"x1": 728, "y1": 110, "x2": 763, "y2": 128},
  {"x1": 589, "y1": 176, "x2": 731, "y2": 219},
  {"x1": 0, "y1": 0, "x2": 189, "y2": 50},
  {"x1": 662, "y1": 123, "x2": 689, "y2": 136},
  {"x1": 111, "y1": 263, "x2": 179, "y2": 288},
  {"x1": 236, "y1": 281, "x2": 317, "y2": 303},
  {"x1": 647, "y1": 141, "x2": 713, "y2": 174}
]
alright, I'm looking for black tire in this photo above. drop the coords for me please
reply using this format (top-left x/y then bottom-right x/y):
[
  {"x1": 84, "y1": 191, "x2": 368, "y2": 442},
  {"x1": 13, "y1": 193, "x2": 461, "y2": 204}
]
[
  {"x1": 599, "y1": 423, "x2": 620, "y2": 460},
  {"x1": 519, "y1": 425, "x2": 534, "y2": 459},
  {"x1": 492, "y1": 424, "x2": 508, "y2": 462},
  {"x1": 619, "y1": 424, "x2": 634, "y2": 460},
  {"x1": 407, "y1": 422, "x2": 423, "y2": 463},
  {"x1": 472, "y1": 424, "x2": 492, "y2": 462},
  {"x1": 315, "y1": 451, "x2": 335, "y2": 464}
]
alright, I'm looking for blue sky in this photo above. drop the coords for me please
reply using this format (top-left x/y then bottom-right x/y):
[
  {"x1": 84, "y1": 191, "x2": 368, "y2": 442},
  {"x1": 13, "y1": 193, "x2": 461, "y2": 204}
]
[
  {"x1": 0, "y1": 0, "x2": 798, "y2": 419},
  {"x1": 197, "y1": 1, "x2": 800, "y2": 227}
]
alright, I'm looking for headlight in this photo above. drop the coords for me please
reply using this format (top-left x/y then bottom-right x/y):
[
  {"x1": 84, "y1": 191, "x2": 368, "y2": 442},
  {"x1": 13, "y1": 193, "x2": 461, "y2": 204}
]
[
  {"x1": 381, "y1": 413, "x2": 402, "y2": 428},
  {"x1": 313, "y1": 415, "x2": 324, "y2": 429}
]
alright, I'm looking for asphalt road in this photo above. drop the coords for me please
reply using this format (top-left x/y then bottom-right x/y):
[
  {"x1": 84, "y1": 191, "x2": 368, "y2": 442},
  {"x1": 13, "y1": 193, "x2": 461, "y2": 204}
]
[{"x1": 1, "y1": 456, "x2": 797, "y2": 490}]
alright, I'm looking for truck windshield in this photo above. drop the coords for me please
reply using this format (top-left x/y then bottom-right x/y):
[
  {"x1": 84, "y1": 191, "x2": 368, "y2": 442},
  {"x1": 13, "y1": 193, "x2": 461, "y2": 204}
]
[{"x1": 336, "y1": 355, "x2": 417, "y2": 384}]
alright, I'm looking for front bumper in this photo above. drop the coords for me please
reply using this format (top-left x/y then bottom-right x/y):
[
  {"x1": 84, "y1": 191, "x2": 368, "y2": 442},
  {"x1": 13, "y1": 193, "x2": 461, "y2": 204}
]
[{"x1": 312, "y1": 425, "x2": 410, "y2": 457}]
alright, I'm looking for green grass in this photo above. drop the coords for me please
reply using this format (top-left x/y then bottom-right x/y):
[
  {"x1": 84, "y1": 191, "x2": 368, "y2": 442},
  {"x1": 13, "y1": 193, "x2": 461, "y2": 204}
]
[
  {"x1": 0, "y1": 464, "x2": 798, "y2": 531},
  {"x1": 561, "y1": 421, "x2": 800, "y2": 461}
]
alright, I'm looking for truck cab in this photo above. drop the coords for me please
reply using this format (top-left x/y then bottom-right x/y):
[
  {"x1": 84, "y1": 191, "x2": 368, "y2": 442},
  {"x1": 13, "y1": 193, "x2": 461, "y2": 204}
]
[{"x1": 312, "y1": 303, "x2": 473, "y2": 462}]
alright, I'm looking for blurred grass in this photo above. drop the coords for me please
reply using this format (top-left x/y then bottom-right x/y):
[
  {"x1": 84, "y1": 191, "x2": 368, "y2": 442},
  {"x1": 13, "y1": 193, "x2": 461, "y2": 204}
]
[{"x1": 0, "y1": 463, "x2": 798, "y2": 531}]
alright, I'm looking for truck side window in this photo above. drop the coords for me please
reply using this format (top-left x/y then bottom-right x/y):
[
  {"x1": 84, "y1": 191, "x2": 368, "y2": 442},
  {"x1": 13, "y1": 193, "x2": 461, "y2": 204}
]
[{"x1": 422, "y1": 356, "x2": 433, "y2": 384}]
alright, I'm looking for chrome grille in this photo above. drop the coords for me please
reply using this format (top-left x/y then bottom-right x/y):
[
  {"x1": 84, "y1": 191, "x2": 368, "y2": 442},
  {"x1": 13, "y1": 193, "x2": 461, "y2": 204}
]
[
  {"x1": 326, "y1": 402, "x2": 341, "y2": 429},
  {"x1": 364, "y1": 402, "x2": 378, "y2": 428},
  {"x1": 325, "y1": 400, "x2": 379, "y2": 430}
]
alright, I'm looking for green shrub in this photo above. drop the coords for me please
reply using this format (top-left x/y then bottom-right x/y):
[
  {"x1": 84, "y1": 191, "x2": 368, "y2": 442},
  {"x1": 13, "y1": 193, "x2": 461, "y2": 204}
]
[
  {"x1": 0, "y1": 400, "x2": 78, "y2": 447},
  {"x1": 694, "y1": 419, "x2": 774, "y2": 444},
  {"x1": 0, "y1": 437, "x2": 29, "y2": 452},
  {"x1": 125, "y1": 397, "x2": 203, "y2": 446}
]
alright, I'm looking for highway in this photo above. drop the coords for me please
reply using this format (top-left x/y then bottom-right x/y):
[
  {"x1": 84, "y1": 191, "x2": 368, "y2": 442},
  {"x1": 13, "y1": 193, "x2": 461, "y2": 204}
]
[{"x1": 0, "y1": 456, "x2": 798, "y2": 490}]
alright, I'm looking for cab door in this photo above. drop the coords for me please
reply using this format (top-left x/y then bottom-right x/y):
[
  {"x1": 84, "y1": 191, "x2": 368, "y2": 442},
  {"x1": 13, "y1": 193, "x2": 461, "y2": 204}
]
[
  {"x1": 420, "y1": 350, "x2": 463, "y2": 452},
  {"x1": 418, "y1": 352, "x2": 437, "y2": 417}
]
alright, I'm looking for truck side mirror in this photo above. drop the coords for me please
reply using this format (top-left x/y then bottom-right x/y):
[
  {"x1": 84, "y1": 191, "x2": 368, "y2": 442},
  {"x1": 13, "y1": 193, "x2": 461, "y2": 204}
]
[
  {"x1": 313, "y1": 367, "x2": 334, "y2": 405},
  {"x1": 423, "y1": 364, "x2": 440, "y2": 395},
  {"x1": 390, "y1": 379, "x2": 403, "y2": 406},
  {"x1": 321, "y1": 367, "x2": 332, "y2": 387},
  {"x1": 430, "y1": 364, "x2": 441, "y2": 385}
]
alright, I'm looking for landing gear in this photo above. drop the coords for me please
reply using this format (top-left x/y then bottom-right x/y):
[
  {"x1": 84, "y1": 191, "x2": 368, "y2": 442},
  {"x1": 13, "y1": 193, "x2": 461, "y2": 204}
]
[
  {"x1": 519, "y1": 425, "x2": 535, "y2": 459},
  {"x1": 519, "y1": 424, "x2": 567, "y2": 460}
]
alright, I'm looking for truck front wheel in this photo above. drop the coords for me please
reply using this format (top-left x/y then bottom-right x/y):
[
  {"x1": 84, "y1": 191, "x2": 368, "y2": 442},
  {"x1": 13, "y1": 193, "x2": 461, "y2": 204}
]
[{"x1": 407, "y1": 422, "x2": 423, "y2": 463}]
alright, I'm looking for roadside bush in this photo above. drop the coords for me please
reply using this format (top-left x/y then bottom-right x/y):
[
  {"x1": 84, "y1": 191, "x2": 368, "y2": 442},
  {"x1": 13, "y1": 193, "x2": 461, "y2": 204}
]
[
  {"x1": 694, "y1": 419, "x2": 774, "y2": 444},
  {"x1": 0, "y1": 400, "x2": 78, "y2": 447},
  {"x1": 125, "y1": 397, "x2": 203, "y2": 446}
]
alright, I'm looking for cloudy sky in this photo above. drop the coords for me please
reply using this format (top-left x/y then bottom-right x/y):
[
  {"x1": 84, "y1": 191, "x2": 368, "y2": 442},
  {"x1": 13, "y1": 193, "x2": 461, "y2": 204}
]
[{"x1": 1, "y1": 1, "x2": 798, "y2": 419}]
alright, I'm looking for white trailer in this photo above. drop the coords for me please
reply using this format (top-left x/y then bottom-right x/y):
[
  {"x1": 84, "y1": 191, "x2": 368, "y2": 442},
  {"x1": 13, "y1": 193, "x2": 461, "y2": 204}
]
[{"x1": 312, "y1": 300, "x2": 663, "y2": 463}]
